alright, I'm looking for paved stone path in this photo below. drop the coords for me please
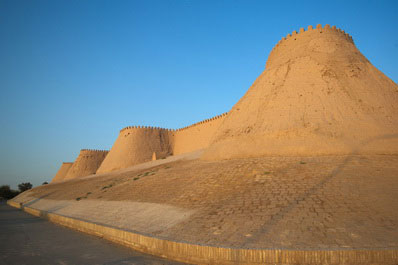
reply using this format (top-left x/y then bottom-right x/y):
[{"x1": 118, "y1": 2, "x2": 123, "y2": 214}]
[
  {"x1": 15, "y1": 155, "x2": 398, "y2": 250},
  {"x1": 0, "y1": 202, "x2": 188, "y2": 265}
]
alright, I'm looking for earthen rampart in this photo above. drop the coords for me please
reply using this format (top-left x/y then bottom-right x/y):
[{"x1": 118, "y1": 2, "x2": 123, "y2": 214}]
[
  {"x1": 96, "y1": 127, "x2": 173, "y2": 174},
  {"x1": 96, "y1": 112, "x2": 228, "y2": 174},
  {"x1": 51, "y1": 162, "x2": 73, "y2": 183},
  {"x1": 172, "y1": 112, "x2": 227, "y2": 155},
  {"x1": 63, "y1": 149, "x2": 109, "y2": 180},
  {"x1": 203, "y1": 24, "x2": 398, "y2": 160}
]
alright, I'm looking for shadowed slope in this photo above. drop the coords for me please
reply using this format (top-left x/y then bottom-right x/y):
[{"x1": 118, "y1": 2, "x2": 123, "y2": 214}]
[
  {"x1": 51, "y1": 162, "x2": 73, "y2": 183},
  {"x1": 203, "y1": 25, "x2": 398, "y2": 160}
]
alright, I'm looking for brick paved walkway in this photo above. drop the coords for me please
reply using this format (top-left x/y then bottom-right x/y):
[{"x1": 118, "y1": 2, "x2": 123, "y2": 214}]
[
  {"x1": 0, "y1": 202, "x2": 188, "y2": 265},
  {"x1": 17, "y1": 155, "x2": 398, "y2": 250}
]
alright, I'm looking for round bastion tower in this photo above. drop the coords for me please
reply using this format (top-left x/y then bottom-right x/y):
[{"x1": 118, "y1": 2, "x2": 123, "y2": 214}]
[
  {"x1": 203, "y1": 24, "x2": 398, "y2": 160},
  {"x1": 63, "y1": 149, "x2": 109, "y2": 180}
]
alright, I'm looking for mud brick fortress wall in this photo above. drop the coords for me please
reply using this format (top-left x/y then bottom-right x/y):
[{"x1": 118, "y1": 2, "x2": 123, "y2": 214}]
[
  {"x1": 51, "y1": 162, "x2": 73, "y2": 183},
  {"x1": 96, "y1": 113, "x2": 228, "y2": 174},
  {"x1": 63, "y1": 149, "x2": 109, "y2": 180},
  {"x1": 202, "y1": 24, "x2": 398, "y2": 160},
  {"x1": 96, "y1": 127, "x2": 173, "y2": 174},
  {"x1": 53, "y1": 24, "x2": 398, "y2": 180},
  {"x1": 266, "y1": 24, "x2": 353, "y2": 70},
  {"x1": 172, "y1": 113, "x2": 227, "y2": 155}
]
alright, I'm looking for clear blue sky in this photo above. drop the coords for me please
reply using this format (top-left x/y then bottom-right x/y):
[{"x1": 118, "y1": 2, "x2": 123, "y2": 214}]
[{"x1": 0, "y1": 0, "x2": 397, "y2": 188}]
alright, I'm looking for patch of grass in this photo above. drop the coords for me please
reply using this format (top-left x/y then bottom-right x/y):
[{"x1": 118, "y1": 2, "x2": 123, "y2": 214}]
[
  {"x1": 133, "y1": 177, "x2": 139, "y2": 181},
  {"x1": 263, "y1": 171, "x2": 271, "y2": 175},
  {"x1": 77, "y1": 192, "x2": 91, "y2": 200},
  {"x1": 164, "y1": 166, "x2": 171, "y2": 169},
  {"x1": 101, "y1": 184, "x2": 113, "y2": 190},
  {"x1": 299, "y1": 161, "x2": 306, "y2": 164},
  {"x1": 137, "y1": 169, "x2": 158, "y2": 178}
]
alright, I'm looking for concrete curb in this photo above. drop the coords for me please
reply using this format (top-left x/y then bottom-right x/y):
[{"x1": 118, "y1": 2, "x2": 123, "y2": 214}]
[{"x1": 7, "y1": 200, "x2": 398, "y2": 265}]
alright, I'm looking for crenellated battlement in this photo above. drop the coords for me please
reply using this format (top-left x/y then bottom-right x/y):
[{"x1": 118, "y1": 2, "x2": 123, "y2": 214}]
[
  {"x1": 119, "y1": 112, "x2": 228, "y2": 133},
  {"x1": 98, "y1": 111, "x2": 229, "y2": 173},
  {"x1": 176, "y1": 112, "x2": 228, "y2": 132},
  {"x1": 266, "y1": 24, "x2": 355, "y2": 70},
  {"x1": 63, "y1": 149, "x2": 109, "y2": 180},
  {"x1": 80, "y1": 149, "x2": 109, "y2": 153},
  {"x1": 272, "y1": 24, "x2": 353, "y2": 51},
  {"x1": 120, "y1": 125, "x2": 172, "y2": 133}
]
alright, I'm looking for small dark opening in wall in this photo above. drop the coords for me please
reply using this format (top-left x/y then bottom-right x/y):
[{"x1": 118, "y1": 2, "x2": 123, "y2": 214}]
[{"x1": 294, "y1": 38, "x2": 296, "y2": 40}]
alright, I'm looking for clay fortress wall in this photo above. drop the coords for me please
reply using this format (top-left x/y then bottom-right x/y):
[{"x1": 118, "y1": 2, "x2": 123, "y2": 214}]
[
  {"x1": 53, "y1": 113, "x2": 228, "y2": 179},
  {"x1": 63, "y1": 149, "x2": 109, "y2": 180},
  {"x1": 52, "y1": 24, "x2": 397, "y2": 182},
  {"x1": 51, "y1": 162, "x2": 73, "y2": 183},
  {"x1": 267, "y1": 24, "x2": 353, "y2": 70},
  {"x1": 96, "y1": 113, "x2": 227, "y2": 174}
]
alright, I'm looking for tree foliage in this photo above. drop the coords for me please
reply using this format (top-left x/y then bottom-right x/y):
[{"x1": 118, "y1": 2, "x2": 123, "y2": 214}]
[
  {"x1": 18, "y1": 182, "x2": 33, "y2": 193},
  {"x1": 0, "y1": 185, "x2": 20, "y2": 200}
]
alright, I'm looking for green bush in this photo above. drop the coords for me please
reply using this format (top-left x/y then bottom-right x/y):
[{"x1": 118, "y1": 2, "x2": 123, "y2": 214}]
[{"x1": 0, "y1": 185, "x2": 20, "y2": 200}]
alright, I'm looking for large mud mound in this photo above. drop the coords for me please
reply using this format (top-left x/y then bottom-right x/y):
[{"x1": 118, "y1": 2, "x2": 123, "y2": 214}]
[
  {"x1": 64, "y1": 149, "x2": 108, "y2": 180},
  {"x1": 203, "y1": 24, "x2": 398, "y2": 160},
  {"x1": 51, "y1": 162, "x2": 73, "y2": 183}
]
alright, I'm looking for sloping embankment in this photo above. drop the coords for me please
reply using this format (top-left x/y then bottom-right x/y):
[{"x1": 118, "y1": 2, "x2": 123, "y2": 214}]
[{"x1": 7, "y1": 200, "x2": 398, "y2": 265}]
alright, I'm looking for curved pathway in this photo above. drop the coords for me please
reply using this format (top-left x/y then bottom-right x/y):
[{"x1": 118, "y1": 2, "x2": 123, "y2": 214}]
[{"x1": 0, "y1": 202, "x2": 188, "y2": 265}]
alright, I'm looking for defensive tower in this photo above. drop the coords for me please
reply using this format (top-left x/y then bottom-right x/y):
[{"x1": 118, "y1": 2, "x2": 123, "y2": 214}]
[
  {"x1": 96, "y1": 113, "x2": 228, "y2": 174},
  {"x1": 51, "y1": 162, "x2": 73, "y2": 183},
  {"x1": 202, "y1": 24, "x2": 398, "y2": 160},
  {"x1": 63, "y1": 149, "x2": 109, "y2": 180},
  {"x1": 96, "y1": 127, "x2": 173, "y2": 174}
]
